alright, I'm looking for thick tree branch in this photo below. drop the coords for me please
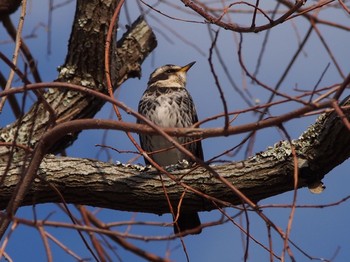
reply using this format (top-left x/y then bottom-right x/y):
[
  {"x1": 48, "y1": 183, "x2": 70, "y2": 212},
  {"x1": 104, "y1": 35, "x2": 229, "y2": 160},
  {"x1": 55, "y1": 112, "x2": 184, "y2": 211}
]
[
  {"x1": 1, "y1": 98, "x2": 349, "y2": 213},
  {"x1": 0, "y1": 9, "x2": 157, "y2": 159}
]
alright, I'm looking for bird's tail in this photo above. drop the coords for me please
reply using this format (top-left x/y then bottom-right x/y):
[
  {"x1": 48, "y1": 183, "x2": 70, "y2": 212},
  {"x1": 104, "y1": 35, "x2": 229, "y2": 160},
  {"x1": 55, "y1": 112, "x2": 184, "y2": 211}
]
[{"x1": 174, "y1": 211, "x2": 201, "y2": 235}]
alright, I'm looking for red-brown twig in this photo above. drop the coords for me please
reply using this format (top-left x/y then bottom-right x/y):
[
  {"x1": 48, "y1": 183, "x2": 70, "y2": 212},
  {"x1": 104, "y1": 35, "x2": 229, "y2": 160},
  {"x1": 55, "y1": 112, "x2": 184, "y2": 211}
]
[{"x1": 181, "y1": 0, "x2": 305, "y2": 32}]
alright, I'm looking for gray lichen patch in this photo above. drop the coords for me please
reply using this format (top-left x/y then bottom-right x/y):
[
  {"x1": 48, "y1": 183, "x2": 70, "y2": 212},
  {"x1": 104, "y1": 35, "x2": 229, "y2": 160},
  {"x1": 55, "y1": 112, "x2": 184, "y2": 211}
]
[
  {"x1": 57, "y1": 65, "x2": 77, "y2": 81},
  {"x1": 255, "y1": 140, "x2": 294, "y2": 161}
]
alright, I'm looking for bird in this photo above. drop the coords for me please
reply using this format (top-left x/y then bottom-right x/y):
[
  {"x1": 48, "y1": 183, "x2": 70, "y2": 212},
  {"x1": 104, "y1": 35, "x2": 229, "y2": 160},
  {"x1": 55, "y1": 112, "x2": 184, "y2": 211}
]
[{"x1": 137, "y1": 61, "x2": 203, "y2": 234}]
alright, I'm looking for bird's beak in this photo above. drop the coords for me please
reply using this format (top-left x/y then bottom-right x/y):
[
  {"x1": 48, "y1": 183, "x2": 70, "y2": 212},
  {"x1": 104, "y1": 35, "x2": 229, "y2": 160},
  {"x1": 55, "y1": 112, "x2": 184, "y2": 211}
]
[{"x1": 180, "y1": 61, "x2": 196, "y2": 72}]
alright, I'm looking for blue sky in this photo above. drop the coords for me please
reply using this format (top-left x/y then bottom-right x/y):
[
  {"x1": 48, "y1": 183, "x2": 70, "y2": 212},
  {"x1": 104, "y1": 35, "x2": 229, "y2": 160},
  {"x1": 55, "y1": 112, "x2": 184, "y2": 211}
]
[{"x1": 1, "y1": 1, "x2": 350, "y2": 261}]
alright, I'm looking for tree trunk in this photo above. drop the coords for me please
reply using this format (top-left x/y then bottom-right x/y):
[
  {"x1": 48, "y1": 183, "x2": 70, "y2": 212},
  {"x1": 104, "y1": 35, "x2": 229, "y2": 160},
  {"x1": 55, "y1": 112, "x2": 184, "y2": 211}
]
[{"x1": 0, "y1": 2, "x2": 156, "y2": 159}]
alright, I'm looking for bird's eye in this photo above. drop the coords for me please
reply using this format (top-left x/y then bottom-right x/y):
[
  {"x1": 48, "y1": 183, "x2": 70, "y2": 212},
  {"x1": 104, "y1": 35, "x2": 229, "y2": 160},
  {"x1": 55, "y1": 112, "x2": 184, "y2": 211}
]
[{"x1": 166, "y1": 69, "x2": 173, "y2": 73}]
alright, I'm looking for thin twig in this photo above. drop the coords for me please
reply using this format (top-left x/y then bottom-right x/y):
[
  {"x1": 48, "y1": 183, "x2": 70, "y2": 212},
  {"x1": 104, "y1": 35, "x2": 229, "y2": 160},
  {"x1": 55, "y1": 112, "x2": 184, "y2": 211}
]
[{"x1": 0, "y1": 0, "x2": 27, "y2": 112}]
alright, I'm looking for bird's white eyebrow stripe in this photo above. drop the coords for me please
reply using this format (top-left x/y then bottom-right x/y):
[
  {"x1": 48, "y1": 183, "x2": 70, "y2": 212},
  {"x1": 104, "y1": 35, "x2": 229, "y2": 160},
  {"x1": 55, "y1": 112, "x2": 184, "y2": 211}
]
[{"x1": 147, "y1": 72, "x2": 170, "y2": 85}]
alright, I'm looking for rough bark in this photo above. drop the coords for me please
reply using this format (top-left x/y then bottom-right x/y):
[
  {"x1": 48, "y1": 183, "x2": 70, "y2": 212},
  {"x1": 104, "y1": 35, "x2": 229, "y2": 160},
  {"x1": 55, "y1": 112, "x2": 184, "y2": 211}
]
[
  {"x1": 0, "y1": 2, "x2": 157, "y2": 160},
  {"x1": 0, "y1": 100, "x2": 349, "y2": 213}
]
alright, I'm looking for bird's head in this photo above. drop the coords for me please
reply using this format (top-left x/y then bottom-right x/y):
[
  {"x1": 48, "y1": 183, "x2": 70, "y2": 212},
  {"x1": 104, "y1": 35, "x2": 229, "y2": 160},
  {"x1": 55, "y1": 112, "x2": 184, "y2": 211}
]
[{"x1": 147, "y1": 61, "x2": 195, "y2": 89}]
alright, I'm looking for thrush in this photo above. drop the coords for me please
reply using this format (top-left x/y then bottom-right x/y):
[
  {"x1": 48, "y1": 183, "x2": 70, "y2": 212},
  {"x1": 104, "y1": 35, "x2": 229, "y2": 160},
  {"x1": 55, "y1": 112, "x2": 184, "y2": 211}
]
[{"x1": 138, "y1": 61, "x2": 203, "y2": 234}]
